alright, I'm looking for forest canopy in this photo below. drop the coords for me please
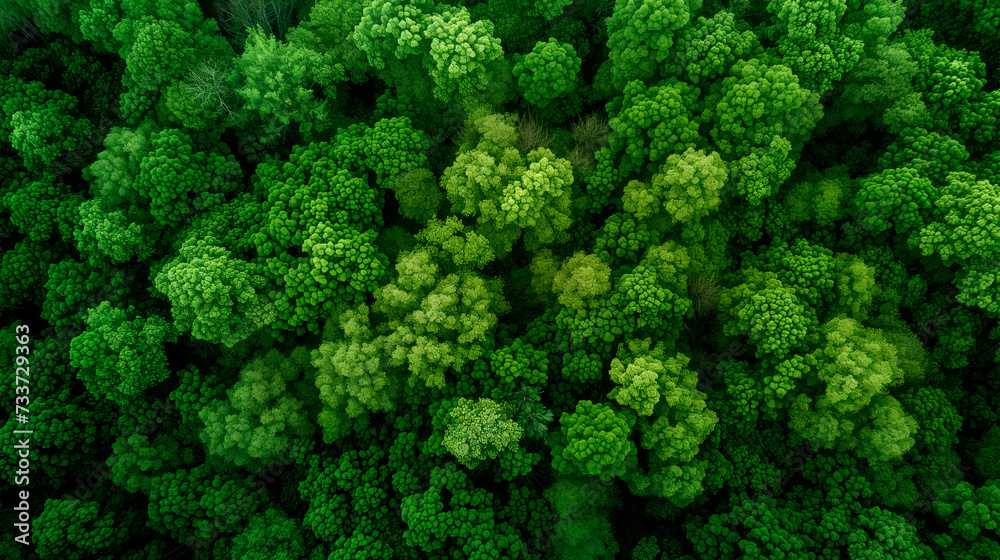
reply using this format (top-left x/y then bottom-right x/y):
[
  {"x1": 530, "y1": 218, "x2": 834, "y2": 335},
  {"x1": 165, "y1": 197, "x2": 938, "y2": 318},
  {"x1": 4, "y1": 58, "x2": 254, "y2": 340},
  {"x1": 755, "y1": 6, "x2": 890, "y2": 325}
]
[{"x1": 1, "y1": 0, "x2": 1000, "y2": 559}]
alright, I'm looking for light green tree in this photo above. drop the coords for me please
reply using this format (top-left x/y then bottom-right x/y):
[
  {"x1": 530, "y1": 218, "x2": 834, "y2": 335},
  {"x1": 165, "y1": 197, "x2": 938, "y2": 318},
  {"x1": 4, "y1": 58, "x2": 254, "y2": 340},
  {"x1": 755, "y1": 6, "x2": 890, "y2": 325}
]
[
  {"x1": 198, "y1": 347, "x2": 317, "y2": 468},
  {"x1": 441, "y1": 109, "x2": 575, "y2": 256},
  {"x1": 789, "y1": 317, "x2": 918, "y2": 463},
  {"x1": 623, "y1": 147, "x2": 728, "y2": 224},
  {"x1": 154, "y1": 236, "x2": 275, "y2": 348},
  {"x1": 551, "y1": 252, "x2": 613, "y2": 311},
  {"x1": 612, "y1": 339, "x2": 717, "y2": 506},
  {"x1": 443, "y1": 397, "x2": 524, "y2": 468},
  {"x1": 373, "y1": 248, "x2": 509, "y2": 389},
  {"x1": 311, "y1": 304, "x2": 403, "y2": 442},
  {"x1": 914, "y1": 173, "x2": 1000, "y2": 315},
  {"x1": 230, "y1": 26, "x2": 342, "y2": 139},
  {"x1": 422, "y1": 7, "x2": 504, "y2": 103}
]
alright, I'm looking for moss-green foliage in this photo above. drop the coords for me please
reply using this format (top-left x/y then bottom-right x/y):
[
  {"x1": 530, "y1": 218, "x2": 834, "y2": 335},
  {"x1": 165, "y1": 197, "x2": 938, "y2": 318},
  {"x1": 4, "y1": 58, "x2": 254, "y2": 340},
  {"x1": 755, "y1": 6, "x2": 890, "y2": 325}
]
[
  {"x1": 544, "y1": 477, "x2": 621, "y2": 560},
  {"x1": 373, "y1": 247, "x2": 509, "y2": 389},
  {"x1": 392, "y1": 167, "x2": 443, "y2": 222},
  {"x1": 198, "y1": 347, "x2": 318, "y2": 468},
  {"x1": 789, "y1": 317, "x2": 918, "y2": 464},
  {"x1": 401, "y1": 462, "x2": 525, "y2": 559},
  {"x1": 246, "y1": 137, "x2": 391, "y2": 337},
  {"x1": 145, "y1": 463, "x2": 266, "y2": 548},
  {"x1": 440, "y1": 109, "x2": 575, "y2": 256},
  {"x1": 5, "y1": 3, "x2": 1000, "y2": 559},
  {"x1": 310, "y1": 305, "x2": 402, "y2": 442},
  {"x1": 914, "y1": 172, "x2": 1000, "y2": 315},
  {"x1": 607, "y1": 78, "x2": 702, "y2": 178},
  {"x1": 154, "y1": 236, "x2": 275, "y2": 347},
  {"x1": 549, "y1": 252, "x2": 613, "y2": 311},
  {"x1": 705, "y1": 57, "x2": 823, "y2": 160},
  {"x1": 442, "y1": 397, "x2": 524, "y2": 468},
  {"x1": 624, "y1": 147, "x2": 728, "y2": 223},
  {"x1": 513, "y1": 38, "x2": 582, "y2": 109},
  {"x1": 719, "y1": 268, "x2": 815, "y2": 360},
  {"x1": 606, "y1": 0, "x2": 699, "y2": 88},
  {"x1": 34, "y1": 494, "x2": 135, "y2": 560},
  {"x1": 231, "y1": 507, "x2": 308, "y2": 560},
  {"x1": 550, "y1": 400, "x2": 636, "y2": 480},
  {"x1": 68, "y1": 302, "x2": 178, "y2": 404}
]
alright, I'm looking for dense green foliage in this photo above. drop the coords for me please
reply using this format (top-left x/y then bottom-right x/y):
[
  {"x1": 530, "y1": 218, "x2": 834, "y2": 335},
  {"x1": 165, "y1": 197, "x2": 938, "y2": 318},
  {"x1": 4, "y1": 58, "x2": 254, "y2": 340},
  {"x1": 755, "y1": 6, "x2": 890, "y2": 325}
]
[{"x1": 1, "y1": 0, "x2": 999, "y2": 559}]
